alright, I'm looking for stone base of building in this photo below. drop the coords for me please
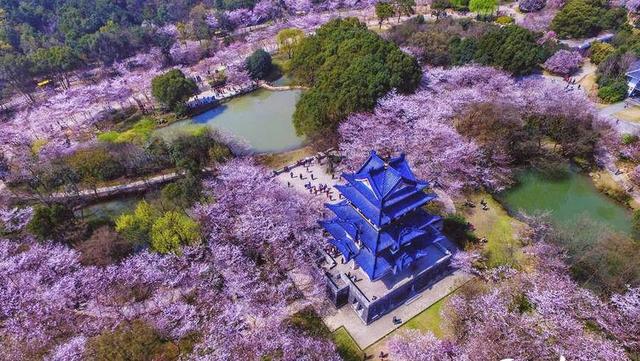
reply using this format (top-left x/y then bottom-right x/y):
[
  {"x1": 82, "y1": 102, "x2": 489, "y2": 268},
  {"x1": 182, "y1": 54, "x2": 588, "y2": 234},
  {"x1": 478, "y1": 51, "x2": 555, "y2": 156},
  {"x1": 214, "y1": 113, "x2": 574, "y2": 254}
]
[{"x1": 322, "y1": 240, "x2": 453, "y2": 325}]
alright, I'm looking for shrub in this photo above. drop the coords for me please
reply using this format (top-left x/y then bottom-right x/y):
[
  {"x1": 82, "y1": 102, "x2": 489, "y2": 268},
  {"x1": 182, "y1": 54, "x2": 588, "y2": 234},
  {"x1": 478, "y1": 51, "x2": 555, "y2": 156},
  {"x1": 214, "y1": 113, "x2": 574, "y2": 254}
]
[
  {"x1": 495, "y1": 15, "x2": 514, "y2": 24},
  {"x1": 590, "y1": 41, "x2": 615, "y2": 65},
  {"x1": 27, "y1": 203, "x2": 76, "y2": 241},
  {"x1": 622, "y1": 133, "x2": 639, "y2": 145},
  {"x1": 598, "y1": 80, "x2": 628, "y2": 103},
  {"x1": 449, "y1": 37, "x2": 479, "y2": 65}
]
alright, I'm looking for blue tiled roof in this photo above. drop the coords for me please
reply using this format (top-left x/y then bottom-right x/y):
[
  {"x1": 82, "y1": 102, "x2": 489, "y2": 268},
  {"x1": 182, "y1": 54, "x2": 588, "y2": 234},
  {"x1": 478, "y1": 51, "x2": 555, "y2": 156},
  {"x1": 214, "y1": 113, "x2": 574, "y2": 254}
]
[
  {"x1": 335, "y1": 184, "x2": 389, "y2": 225},
  {"x1": 329, "y1": 238, "x2": 359, "y2": 262},
  {"x1": 354, "y1": 246, "x2": 392, "y2": 280},
  {"x1": 321, "y1": 151, "x2": 450, "y2": 281},
  {"x1": 339, "y1": 151, "x2": 434, "y2": 227}
]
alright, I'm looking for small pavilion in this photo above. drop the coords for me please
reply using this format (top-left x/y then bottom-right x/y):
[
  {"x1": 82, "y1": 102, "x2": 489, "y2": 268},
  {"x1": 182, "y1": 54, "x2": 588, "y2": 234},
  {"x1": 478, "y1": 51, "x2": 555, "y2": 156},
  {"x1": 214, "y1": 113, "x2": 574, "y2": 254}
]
[{"x1": 319, "y1": 151, "x2": 454, "y2": 324}]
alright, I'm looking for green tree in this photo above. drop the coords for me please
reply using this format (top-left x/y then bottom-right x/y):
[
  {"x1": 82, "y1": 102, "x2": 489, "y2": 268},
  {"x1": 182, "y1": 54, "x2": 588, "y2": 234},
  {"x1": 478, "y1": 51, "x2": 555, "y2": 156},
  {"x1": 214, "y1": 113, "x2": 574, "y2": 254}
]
[
  {"x1": 290, "y1": 18, "x2": 421, "y2": 136},
  {"x1": 0, "y1": 53, "x2": 35, "y2": 103},
  {"x1": 115, "y1": 200, "x2": 159, "y2": 245},
  {"x1": 276, "y1": 28, "x2": 304, "y2": 58},
  {"x1": 151, "y1": 69, "x2": 198, "y2": 111},
  {"x1": 449, "y1": 37, "x2": 479, "y2": 65},
  {"x1": 169, "y1": 130, "x2": 231, "y2": 174},
  {"x1": 160, "y1": 175, "x2": 203, "y2": 211},
  {"x1": 474, "y1": 25, "x2": 549, "y2": 75},
  {"x1": 394, "y1": 0, "x2": 416, "y2": 22},
  {"x1": 551, "y1": 0, "x2": 603, "y2": 38},
  {"x1": 65, "y1": 147, "x2": 124, "y2": 187},
  {"x1": 150, "y1": 211, "x2": 200, "y2": 254},
  {"x1": 469, "y1": 0, "x2": 498, "y2": 15},
  {"x1": 244, "y1": 48, "x2": 273, "y2": 80},
  {"x1": 30, "y1": 46, "x2": 81, "y2": 89},
  {"x1": 27, "y1": 203, "x2": 76, "y2": 241},
  {"x1": 375, "y1": 2, "x2": 395, "y2": 28},
  {"x1": 189, "y1": 4, "x2": 212, "y2": 41},
  {"x1": 154, "y1": 32, "x2": 176, "y2": 65}
]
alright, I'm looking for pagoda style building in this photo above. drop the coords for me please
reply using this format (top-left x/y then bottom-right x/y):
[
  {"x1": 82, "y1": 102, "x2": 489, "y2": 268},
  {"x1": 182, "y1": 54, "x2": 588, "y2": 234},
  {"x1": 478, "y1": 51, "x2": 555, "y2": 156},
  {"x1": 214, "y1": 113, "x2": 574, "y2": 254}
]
[{"x1": 320, "y1": 151, "x2": 454, "y2": 324}]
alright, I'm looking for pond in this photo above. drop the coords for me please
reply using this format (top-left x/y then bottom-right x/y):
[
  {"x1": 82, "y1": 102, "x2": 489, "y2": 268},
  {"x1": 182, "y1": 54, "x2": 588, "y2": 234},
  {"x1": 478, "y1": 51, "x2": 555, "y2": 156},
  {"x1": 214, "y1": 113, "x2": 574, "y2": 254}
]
[
  {"x1": 154, "y1": 88, "x2": 305, "y2": 153},
  {"x1": 499, "y1": 168, "x2": 632, "y2": 235},
  {"x1": 75, "y1": 194, "x2": 143, "y2": 222}
]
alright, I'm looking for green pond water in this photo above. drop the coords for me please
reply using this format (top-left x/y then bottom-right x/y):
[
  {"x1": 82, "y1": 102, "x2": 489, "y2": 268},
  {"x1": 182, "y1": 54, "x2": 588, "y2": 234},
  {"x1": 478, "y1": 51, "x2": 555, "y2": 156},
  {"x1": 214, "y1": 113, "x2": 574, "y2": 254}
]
[
  {"x1": 154, "y1": 88, "x2": 305, "y2": 153},
  {"x1": 499, "y1": 168, "x2": 632, "y2": 235},
  {"x1": 75, "y1": 194, "x2": 143, "y2": 221},
  {"x1": 82, "y1": 87, "x2": 305, "y2": 215}
]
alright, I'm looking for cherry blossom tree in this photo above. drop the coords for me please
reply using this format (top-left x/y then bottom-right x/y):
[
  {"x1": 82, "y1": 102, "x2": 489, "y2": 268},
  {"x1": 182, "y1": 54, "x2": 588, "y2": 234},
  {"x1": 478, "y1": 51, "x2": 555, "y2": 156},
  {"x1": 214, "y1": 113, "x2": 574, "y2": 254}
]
[
  {"x1": 339, "y1": 66, "x2": 608, "y2": 194},
  {"x1": 544, "y1": 50, "x2": 584, "y2": 76},
  {"x1": 390, "y1": 218, "x2": 633, "y2": 360},
  {"x1": 0, "y1": 158, "x2": 339, "y2": 360},
  {"x1": 389, "y1": 330, "x2": 469, "y2": 360}
]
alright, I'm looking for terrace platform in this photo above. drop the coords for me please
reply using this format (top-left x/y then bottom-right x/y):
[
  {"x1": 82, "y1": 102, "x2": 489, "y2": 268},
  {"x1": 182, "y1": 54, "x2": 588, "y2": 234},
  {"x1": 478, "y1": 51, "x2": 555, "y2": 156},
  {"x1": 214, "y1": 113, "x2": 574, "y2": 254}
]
[{"x1": 323, "y1": 268, "x2": 471, "y2": 349}]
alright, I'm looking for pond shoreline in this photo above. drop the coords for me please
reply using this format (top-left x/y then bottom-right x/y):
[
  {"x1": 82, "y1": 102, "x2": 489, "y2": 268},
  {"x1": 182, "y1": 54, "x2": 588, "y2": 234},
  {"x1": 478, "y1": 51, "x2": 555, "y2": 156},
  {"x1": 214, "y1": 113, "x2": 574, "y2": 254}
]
[
  {"x1": 153, "y1": 87, "x2": 306, "y2": 154},
  {"x1": 497, "y1": 166, "x2": 632, "y2": 235}
]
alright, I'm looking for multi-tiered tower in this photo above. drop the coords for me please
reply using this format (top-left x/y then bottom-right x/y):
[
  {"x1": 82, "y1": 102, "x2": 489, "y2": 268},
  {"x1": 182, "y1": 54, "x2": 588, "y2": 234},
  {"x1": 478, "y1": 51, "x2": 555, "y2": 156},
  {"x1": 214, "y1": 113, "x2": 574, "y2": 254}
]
[{"x1": 320, "y1": 151, "x2": 453, "y2": 324}]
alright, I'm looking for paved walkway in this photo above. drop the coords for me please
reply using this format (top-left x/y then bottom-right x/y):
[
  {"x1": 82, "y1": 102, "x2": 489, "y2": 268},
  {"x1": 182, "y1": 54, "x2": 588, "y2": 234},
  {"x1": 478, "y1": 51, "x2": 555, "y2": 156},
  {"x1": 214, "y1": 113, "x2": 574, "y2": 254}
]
[
  {"x1": 323, "y1": 270, "x2": 471, "y2": 349},
  {"x1": 13, "y1": 168, "x2": 213, "y2": 204},
  {"x1": 599, "y1": 102, "x2": 640, "y2": 135},
  {"x1": 274, "y1": 155, "x2": 342, "y2": 204}
]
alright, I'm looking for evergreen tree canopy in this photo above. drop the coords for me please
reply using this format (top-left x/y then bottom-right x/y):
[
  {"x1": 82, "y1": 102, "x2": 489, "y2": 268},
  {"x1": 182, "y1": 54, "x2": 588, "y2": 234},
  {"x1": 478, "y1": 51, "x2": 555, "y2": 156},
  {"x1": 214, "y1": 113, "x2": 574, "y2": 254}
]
[
  {"x1": 474, "y1": 25, "x2": 550, "y2": 75},
  {"x1": 151, "y1": 69, "x2": 198, "y2": 111},
  {"x1": 244, "y1": 49, "x2": 273, "y2": 80},
  {"x1": 289, "y1": 18, "x2": 421, "y2": 136}
]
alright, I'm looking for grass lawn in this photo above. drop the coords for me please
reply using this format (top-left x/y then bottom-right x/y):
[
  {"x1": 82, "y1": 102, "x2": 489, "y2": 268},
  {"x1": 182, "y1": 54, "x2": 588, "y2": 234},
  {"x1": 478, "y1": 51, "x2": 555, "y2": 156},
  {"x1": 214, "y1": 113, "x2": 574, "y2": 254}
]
[
  {"x1": 332, "y1": 327, "x2": 364, "y2": 361},
  {"x1": 363, "y1": 293, "x2": 456, "y2": 358},
  {"x1": 401, "y1": 296, "x2": 447, "y2": 337},
  {"x1": 461, "y1": 193, "x2": 526, "y2": 268}
]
